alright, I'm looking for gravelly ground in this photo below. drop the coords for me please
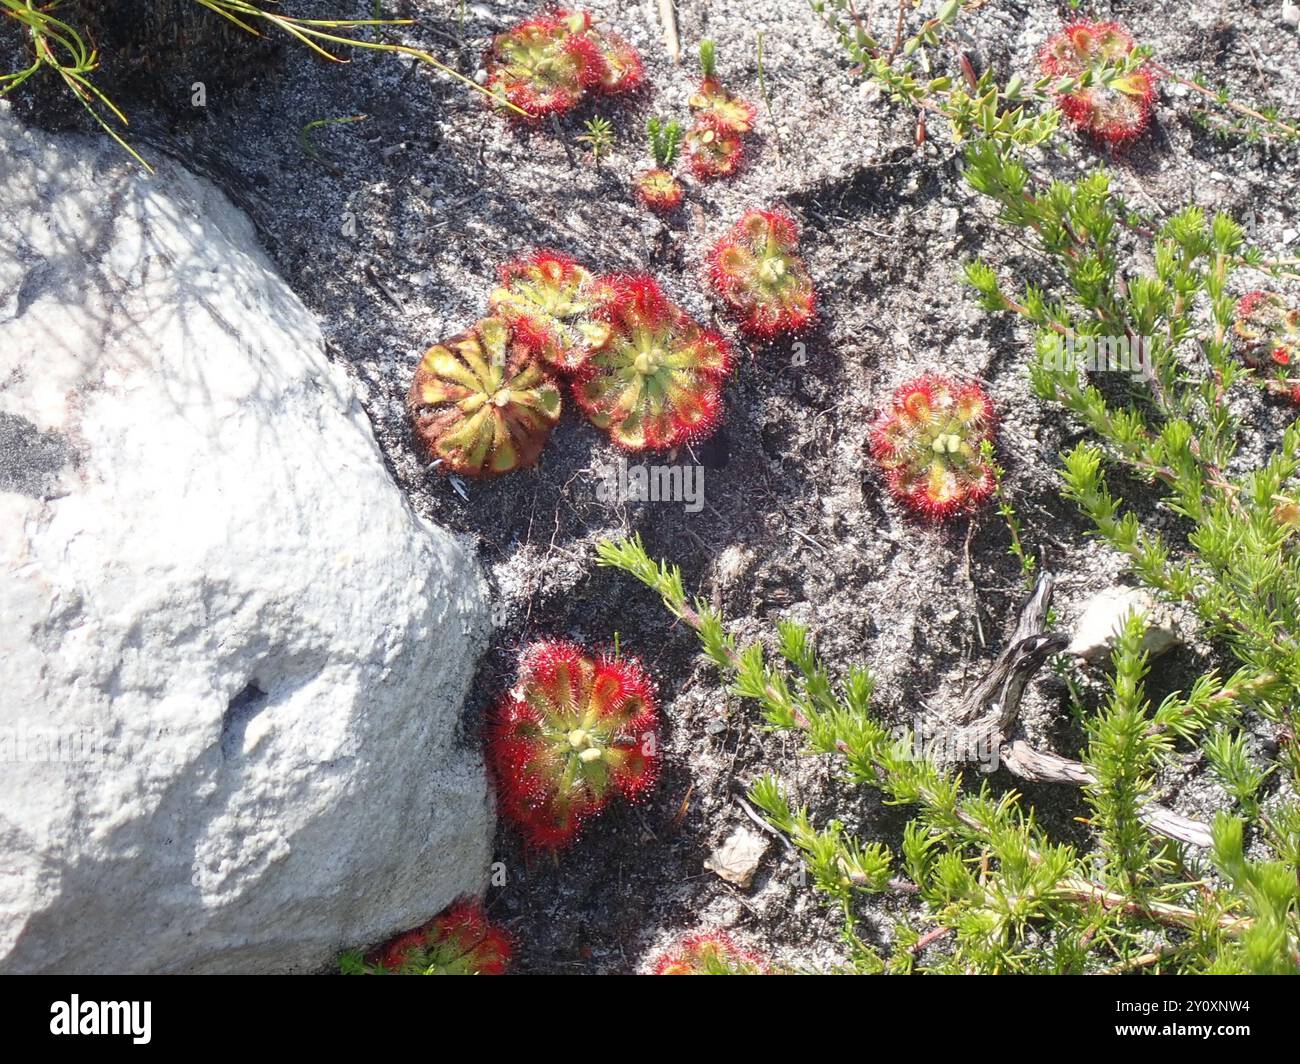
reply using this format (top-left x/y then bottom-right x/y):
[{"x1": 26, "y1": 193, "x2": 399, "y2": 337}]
[{"x1": 6, "y1": 0, "x2": 1299, "y2": 972}]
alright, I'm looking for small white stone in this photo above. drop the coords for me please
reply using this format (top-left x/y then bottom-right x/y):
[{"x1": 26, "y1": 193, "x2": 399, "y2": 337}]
[
  {"x1": 1283, "y1": 2, "x2": 1300, "y2": 29},
  {"x1": 1067, "y1": 587, "x2": 1184, "y2": 663},
  {"x1": 705, "y1": 826, "x2": 771, "y2": 889}
]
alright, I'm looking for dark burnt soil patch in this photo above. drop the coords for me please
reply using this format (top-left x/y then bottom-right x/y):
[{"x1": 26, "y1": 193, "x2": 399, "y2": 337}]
[{"x1": 7, "y1": 0, "x2": 1298, "y2": 972}]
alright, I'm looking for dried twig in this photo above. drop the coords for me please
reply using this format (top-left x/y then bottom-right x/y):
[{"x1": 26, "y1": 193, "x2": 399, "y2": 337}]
[
  {"x1": 657, "y1": 0, "x2": 680, "y2": 64},
  {"x1": 945, "y1": 572, "x2": 1215, "y2": 849}
]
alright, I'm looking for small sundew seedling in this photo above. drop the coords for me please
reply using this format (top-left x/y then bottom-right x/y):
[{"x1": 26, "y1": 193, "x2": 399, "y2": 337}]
[
  {"x1": 686, "y1": 120, "x2": 745, "y2": 179},
  {"x1": 489, "y1": 250, "x2": 612, "y2": 372},
  {"x1": 633, "y1": 117, "x2": 685, "y2": 212},
  {"x1": 708, "y1": 208, "x2": 816, "y2": 338},
  {"x1": 690, "y1": 80, "x2": 758, "y2": 134},
  {"x1": 574, "y1": 276, "x2": 733, "y2": 451},
  {"x1": 689, "y1": 38, "x2": 757, "y2": 134},
  {"x1": 633, "y1": 168, "x2": 684, "y2": 212},
  {"x1": 651, "y1": 931, "x2": 769, "y2": 974},
  {"x1": 489, "y1": 641, "x2": 659, "y2": 849},
  {"x1": 1039, "y1": 20, "x2": 1157, "y2": 145},
  {"x1": 342, "y1": 900, "x2": 511, "y2": 975},
  {"x1": 869, "y1": 374, "x2": 998, "y2": 519},
  {"x1": 407, "y1": 317, "x2": 563, "y2": 477}
]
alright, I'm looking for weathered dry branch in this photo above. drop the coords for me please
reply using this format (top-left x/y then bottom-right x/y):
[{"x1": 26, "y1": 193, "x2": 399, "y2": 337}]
[{"x1": 942, "y1": 572, "x2": 1214, "y2": 849}]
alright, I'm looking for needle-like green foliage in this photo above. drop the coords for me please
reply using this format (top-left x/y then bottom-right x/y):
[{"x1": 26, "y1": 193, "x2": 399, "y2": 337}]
[
  {"x1": 0, "y1": 0, "x2": 515, "y2": 169},
  {"x1": 598, "y1": 533, "x2": 1298, "y2": 973}
]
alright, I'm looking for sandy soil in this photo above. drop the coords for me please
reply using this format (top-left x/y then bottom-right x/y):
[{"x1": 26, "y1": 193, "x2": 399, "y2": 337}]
[{"x1": 6, "y1": 0, "x2": 1299, "y2": 972}]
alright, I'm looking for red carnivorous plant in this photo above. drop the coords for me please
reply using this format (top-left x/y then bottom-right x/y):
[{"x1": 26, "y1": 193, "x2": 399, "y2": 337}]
[
  {"x1": 684, "y1": 39, "x2": 751, "y2": 179},
  {"x1": 485, "y1": 9, "x2": 643, "y2": 118},
  {"x1": 869, "y1": 374, "x2": 998, "y2": 519},
  {"x1": 651, "y1": 931, "x2": 770, "y2": 975},
  {"x1": 574, "y1": 275, "x2": 733, "y2": 451},
  {"x1": 489, "y1": 640, "x2": 659, "y2": 849},
  {"x1": 343, "y1": 900, "x2": 511, "y2": 975},
  {"x1": 407, "y1": 316, "x2": 562, "y2": 477},
  {"x1": 708, "y1": 207, "x2": 816, "y2": 339},
  {"x1": 489, "y1": 250, "x2": 612, "y2": 373},
  {"x1": 633, "y1": 116, "x2": 685, "y2": 214},
  {"x1": 1039, "y1": 20, "x2": 1157, "y2": 146}
]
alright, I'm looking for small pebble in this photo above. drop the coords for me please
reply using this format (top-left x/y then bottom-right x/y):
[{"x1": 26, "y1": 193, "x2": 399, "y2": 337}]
[{"x1": 704, "y1": 826, "x2": 770, "y2": 889}]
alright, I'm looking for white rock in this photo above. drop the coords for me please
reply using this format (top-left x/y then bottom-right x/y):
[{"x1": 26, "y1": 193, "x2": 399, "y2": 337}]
[
  {"x1": 1067, "y1": 587, "x2": 1184, "y2": 663},
  {"x1": 1284, "y1": 2, "x2": 1300, "y2": 29},
  {"x1": 0, "y1": 109, "x2": 492, "y2": 973},
  {"x1": 704, "y1": 825, "x2": 770, "y2": 889}
]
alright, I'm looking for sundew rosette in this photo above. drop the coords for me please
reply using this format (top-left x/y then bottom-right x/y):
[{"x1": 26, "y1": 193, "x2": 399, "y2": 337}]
[
  {"x1": 488, "y1": 641, "x2": 660, "y2": 849},
  {"x1": 1039, "y1": 20, "x2": 1157, "y2": 145},
  {"x1": 869, "y1": 374, "x2": 998, "y2": 519},
  {"x1": 488, "y1": 250, "x2": 612, "y2": 373},
  {"x1": 651, "y1": 931, "x2": 770, "y2": 975},
  {"x1": 485, "y1": 9, "x2": 643, "y2": 118},
  {"x1": 708, "y1": 208, "x2": 816, "y2": 339},
  {"x1": 573, "y1": 276, "x2": 733, "y2": 451},
  {"x1": 407, "y1": 316, "x2": 562, "y2": 477},
  {"x1": 356, "y1": 901, "x2": 511, "y2": 975}
]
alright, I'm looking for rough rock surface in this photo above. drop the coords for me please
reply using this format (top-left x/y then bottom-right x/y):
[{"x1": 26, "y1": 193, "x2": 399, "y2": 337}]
[
  {"x1": 1066, "y1": 586, "x2": 1186, "y2": 663},
  {"x1": 704, "y1": 824, "x2": 771, "y2": 890},
  {"x1": 0, "y1": 108, "x2": 492, "y2": 974}
]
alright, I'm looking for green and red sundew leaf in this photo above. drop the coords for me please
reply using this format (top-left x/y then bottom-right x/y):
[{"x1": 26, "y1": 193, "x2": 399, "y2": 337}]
[
  {"x1": 407, "y1": 316, "x2": 562, "y2": 477},
  {"x1": 489, "y1": 641, "x2": 660, "y2": 849}
]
